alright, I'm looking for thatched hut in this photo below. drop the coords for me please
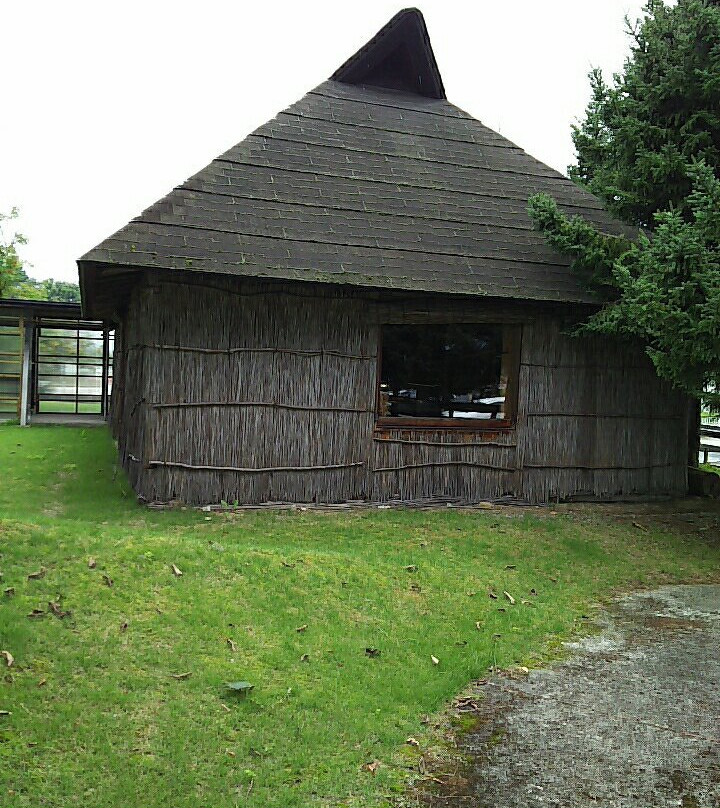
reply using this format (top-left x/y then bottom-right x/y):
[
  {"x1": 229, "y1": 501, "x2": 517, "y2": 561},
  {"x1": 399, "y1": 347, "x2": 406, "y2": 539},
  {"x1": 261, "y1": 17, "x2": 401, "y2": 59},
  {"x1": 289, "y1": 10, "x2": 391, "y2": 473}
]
[{"x1": 79, "y1": 9, "x2": 690, "y2": 505}]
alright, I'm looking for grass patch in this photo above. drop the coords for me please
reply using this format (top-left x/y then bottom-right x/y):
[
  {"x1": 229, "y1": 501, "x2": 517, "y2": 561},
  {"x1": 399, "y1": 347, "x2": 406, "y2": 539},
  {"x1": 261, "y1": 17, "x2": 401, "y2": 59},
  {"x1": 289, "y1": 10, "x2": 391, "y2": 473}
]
[
  {"x1": 1, "y1": 425, "x2": 718, "y2": 807},
  {"x1": 37, "y1": 401, "x2": 101, "y2": 414}
]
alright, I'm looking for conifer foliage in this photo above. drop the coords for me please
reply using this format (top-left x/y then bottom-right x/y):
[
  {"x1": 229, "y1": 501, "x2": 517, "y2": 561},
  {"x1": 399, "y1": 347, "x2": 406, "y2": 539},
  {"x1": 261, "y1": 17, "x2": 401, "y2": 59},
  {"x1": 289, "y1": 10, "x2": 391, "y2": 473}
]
[{"x1": 529, "y1": 0, "x2": 720, "y2": 405}]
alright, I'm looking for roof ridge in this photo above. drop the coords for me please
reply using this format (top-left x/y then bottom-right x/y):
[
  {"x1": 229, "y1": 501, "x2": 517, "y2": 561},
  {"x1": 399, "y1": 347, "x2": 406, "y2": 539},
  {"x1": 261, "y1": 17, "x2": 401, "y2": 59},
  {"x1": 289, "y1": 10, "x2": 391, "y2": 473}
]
[{"x1": 331, "y1": 9, "x2": 445, "y2": 99}]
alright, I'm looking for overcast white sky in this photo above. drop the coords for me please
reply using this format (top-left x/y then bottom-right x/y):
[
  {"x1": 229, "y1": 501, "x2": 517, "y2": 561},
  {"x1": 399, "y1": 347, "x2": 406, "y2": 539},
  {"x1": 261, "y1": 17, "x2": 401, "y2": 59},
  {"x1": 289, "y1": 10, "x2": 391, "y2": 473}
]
[{"x1": 2, "y1": 0, "x2": 648, "y2": 284}]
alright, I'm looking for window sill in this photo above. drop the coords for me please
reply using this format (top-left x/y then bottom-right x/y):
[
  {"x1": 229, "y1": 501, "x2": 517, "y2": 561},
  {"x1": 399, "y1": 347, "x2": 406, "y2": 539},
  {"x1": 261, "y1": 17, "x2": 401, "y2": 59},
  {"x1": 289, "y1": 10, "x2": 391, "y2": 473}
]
[{"x1": 375, "y1": 417, "x2": 515, "y2": 431}]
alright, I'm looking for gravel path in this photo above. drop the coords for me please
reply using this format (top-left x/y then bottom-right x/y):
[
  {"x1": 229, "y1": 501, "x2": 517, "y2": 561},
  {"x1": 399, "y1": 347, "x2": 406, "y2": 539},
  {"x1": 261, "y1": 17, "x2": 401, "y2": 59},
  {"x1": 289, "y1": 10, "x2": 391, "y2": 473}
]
[{"x1": 429, "y1": 585, "x2": 720, "y2": 808}]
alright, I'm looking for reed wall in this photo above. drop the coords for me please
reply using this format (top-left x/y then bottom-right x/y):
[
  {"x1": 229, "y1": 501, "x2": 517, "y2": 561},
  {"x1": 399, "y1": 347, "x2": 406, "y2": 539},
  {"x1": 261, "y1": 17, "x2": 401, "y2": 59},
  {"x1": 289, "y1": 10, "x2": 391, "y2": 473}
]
[{"x1": 111, "y1": 272, "x2": 688, "y2": 504}]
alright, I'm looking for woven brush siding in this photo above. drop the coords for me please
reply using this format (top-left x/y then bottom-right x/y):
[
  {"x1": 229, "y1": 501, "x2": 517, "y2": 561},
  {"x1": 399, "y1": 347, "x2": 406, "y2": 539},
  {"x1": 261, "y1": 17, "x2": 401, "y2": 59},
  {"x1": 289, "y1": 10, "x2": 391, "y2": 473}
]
[
  {"x1": 516, "y1": 320, "x2": 688, "y2": 502},
  {"x1": 370, "y1": 429, "x2": 518, "y2": 502},
  {"x1": 117, "y1": 275, "x2": 377, "y2": 504},
  {"x1": 113, "y1": 273, "x2": 688, "y2": 505}
]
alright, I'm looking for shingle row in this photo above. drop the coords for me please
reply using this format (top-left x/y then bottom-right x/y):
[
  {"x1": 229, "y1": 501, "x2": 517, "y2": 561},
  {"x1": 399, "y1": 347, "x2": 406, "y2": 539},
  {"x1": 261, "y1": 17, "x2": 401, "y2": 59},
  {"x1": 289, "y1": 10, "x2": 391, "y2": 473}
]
[
  {"x1": 88, "y1": 220, "x2": 594, "y2": 303},
  {"x1": 142, "y1": 189, "x2": 568, "y2": 263},
  {"x1": 258, "y1": 114, "x2": 559, "y2": 179},
  {"x1": 183, "y1": 161, "x2": 626, "y2": 232},
  {"x1": 218, "y1": 136, "x2": 601, "y2": 212}
]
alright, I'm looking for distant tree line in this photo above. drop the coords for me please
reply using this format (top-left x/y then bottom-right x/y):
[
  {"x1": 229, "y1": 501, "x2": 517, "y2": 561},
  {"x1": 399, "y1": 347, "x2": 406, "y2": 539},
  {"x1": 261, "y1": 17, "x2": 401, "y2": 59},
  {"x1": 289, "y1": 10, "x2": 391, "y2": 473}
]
[{"x1": 0, "y1": 207, "x2": 80, "y2": 302}]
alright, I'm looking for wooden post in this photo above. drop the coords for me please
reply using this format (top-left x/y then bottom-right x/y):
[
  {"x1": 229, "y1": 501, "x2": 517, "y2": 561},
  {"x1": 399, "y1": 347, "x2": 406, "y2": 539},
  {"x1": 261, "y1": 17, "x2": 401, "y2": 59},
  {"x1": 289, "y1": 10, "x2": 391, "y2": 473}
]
[
  {"x1": 687, "y1": 397, "x2": 701, "y2": 468},
  {"x1": 101, "y1": 327, "x2": 110, "y2": 418},
  {"x1": 19, "y1": 319, "x2": 32, "y2": 426}
]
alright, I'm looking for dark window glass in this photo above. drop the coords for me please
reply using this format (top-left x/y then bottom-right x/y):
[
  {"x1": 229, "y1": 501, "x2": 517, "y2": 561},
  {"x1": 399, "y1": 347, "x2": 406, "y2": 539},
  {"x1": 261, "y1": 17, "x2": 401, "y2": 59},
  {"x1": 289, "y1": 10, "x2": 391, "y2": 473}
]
[{"x1": 379, "y1": 324, "x2": 510, "y2": 422}]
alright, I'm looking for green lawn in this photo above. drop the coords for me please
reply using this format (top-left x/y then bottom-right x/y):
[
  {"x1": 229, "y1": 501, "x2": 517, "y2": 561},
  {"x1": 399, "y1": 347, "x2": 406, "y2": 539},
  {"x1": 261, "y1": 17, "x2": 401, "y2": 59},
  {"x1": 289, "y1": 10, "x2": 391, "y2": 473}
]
[
  {"x1": 37, "y1": 401, "x2": 101, "y2": 414},
  {"x1": 1, "y1": 426, "x2": 718, "y2": 807}
]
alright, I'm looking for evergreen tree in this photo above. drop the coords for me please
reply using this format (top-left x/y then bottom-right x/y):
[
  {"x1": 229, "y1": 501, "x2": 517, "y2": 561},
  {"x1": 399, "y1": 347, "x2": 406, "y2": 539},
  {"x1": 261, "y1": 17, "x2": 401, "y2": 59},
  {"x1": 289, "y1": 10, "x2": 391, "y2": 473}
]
[{"x1": 529, "y1": 0, "x2": 720, "y2": 406}]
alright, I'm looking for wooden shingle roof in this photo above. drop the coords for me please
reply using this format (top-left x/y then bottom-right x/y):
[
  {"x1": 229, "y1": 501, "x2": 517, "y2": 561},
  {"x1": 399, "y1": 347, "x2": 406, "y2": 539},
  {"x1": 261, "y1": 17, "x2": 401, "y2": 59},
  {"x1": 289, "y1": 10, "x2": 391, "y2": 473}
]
[{"x1": 79, "y1": 9, "x2": 630, "y2": 318}]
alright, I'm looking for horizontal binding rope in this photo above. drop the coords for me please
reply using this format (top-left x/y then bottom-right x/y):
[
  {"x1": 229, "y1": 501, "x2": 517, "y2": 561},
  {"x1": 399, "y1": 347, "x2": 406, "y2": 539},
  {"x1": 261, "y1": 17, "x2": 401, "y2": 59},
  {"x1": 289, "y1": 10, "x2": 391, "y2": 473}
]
[
  {"x1": 373, "y1": 461, "x2": 515, "y2": 473},
  {"x1": 373, "y1": 437, "x2": 517, "y2": 448},
  {"x1": 520, "y1": 362, "x2": 652, "y2": 370},
  {"x1": 148, "y1": 460, "x2": 365, "y2": 473},
  {"x1": 525, "y1": 412, "x2": 682, "y2": 420},
  {"x1": 151, "y1": 401, "x2": 372, "y2": 413},
  {"x1": 129, "y1": 343, "x2": 375, "y2": 361},
  {"x1": 523, "y1": 461, "x2": 681, "y2": 470}
]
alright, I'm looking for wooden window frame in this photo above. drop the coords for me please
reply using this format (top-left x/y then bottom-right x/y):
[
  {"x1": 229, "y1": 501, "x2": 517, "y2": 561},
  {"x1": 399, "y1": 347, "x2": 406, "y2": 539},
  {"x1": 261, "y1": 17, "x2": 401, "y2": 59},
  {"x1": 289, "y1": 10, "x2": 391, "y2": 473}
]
[{"x1": 375, "y1": 323, "x2": 521, "y2": 432}]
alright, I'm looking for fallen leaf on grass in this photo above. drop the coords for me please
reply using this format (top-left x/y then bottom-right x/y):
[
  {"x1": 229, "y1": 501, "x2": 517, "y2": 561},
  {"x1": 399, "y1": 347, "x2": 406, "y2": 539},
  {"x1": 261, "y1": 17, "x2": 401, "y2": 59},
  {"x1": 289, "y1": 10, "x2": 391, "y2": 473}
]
[
  {"x1": 430, "y1": 655, "x2": 439, "y2": 666},
  {"x1": 102, "y1": 574, "x2": 113, "y2": 587},
  {"x1": 505, "y1": 564, "x2": 517, "y2": 570},
  {"x1": 632, "y1": 521, "x2": 649, "y2": 532},
  {"x1": 365, "y1": 647, "x2": 380, "y2": 658},
  {"x1": 220, "y1": 703, "x2": 231, "y2": 712},
  {"x1": 3, "y1": 588, "x2": 14, "y2": 598},
  {"x1": 295, "y1": 624, "x2": 308, "y2": 633},
  {"x1": 48, "y1": 601, "x2": 70, "y2": 619},
  {"x1": 225, "y1": 681, "x2": 254, "y2": 695},
  {"x1": 406, "y1": 737, "x2": 420, "y2": 747},
  {"x1": 280, "y1": 561, "x2": 295, "y2": 568},
  {"x1": 497, "y1": 607, "x2": 506, "y2": 613},
  {"x1": 454, "y1": 697, "x2": 480, "y2": 712},
  {"x1": 488, "y1": 590, "x2": 498, "y2": 600},
  {"x1": 88, "y1": 558, "x2": 97, "y2": 569},
  {"x1": 27, "y1": 568, "x2": 46, "y2": 580},
  {"x1": 226, "y1": 638, "x2": 237, "y2": 652},
  {"x1": 362, "y1": 760, "x2": 381, "y2": 775},
  {"x1": 521, "y1": 599, "x2": 534, "y2": 606},
  {"x1": 404, "y1": 564, "x2": 418, "y2": 573},
  {"x1": 503, "y1": 591, "x2": 515, "y2": 605},
  {"x1": 27, "y1": 608, "x2": 45, "y2": 619},
  {"x1": 1, "y1": 651, "x2": 13, "y2": 668},
  {"x1": 37, "y1": 678, "x2": 47, "y2": 687},
  {"x1": 300, "y1": 653, "x2": 310, "y2": 662},
  {"x1": 171, "y1": 672, "x2": 192, "y2": 680},
  {"x1": 170, "y1": 564, "x2": 183, "y2": 577},
  {"x1": 410, "y1": 583, "x2": 422, "y2": 592},
  {"x1": 120, "y1": 622, "x2": 128, "y2": 632},
  {"x1": 0, "y1": 710, "x2": 11, "y2": 716},
  {"x1": 475, "y1": 621, "x2": 483, "y2": 630}
]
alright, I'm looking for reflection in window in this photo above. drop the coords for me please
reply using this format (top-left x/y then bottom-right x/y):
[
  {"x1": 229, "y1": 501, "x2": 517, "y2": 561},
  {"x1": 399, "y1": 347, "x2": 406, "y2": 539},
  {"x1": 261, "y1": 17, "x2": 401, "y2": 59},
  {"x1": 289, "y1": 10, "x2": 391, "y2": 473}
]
[
  {"x1": 379, "y1": 324, "x2": 513, "y2": 422},
  {"x1": 36, "y1": 327, "x2": 113, "y2": 414}
]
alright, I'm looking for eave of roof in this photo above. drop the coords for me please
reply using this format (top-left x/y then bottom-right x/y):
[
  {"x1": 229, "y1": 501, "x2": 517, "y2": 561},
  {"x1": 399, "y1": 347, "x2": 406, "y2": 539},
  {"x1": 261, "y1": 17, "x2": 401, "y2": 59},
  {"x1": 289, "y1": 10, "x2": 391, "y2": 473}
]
[{"x1": 0, "y1": 298, "x2": 84, "y2": 319}]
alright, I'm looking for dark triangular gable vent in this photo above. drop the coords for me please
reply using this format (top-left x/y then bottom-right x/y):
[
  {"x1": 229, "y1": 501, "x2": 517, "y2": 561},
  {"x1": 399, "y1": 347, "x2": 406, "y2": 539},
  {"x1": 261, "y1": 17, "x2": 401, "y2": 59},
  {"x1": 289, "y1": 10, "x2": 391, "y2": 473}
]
[{"x1": 331, "y1": 8, "x2": 445, "y2": 99}]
